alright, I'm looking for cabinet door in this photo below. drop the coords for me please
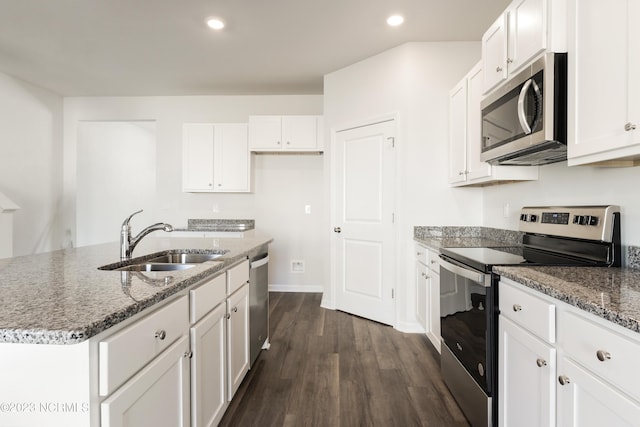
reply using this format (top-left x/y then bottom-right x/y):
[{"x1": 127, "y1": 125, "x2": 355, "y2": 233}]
[
  {"x1": 499, "y1": 316, "x2": 555, "y2": 427},
  {"x1": 415, "y1": 262, "x2": 428, "y2": 330},
  {"x1": 557, "y1": 357, "x2": 640, "y2": 427},
  {"x1": 248, "y1": 116, "x2": 282, "y2": 150},
  {"x1": 101, "y1": 335, "x2": 190, "y2": 427},
  {"x1": 567, "y1": 0, "x2": 640, "y2": 165},
  {"x1": 282, "y1": 116, "x2": 318, "y2": 150},
  {"x1": 213, "y1": 123, "x2": 250, "y2": 192},
  {"x1": 465, "y1": 62, "x2": 492, "y2": 182},
  {"x1": 427, "y1": 270, "x2": 441, "y2": 353},
  {"x1": 183, "y1": 124, "x2": 214, "y2": 191},
  {"x1": 227, "y1": 283, "x2": 250, "y2": 400},
  {"x1": 508, "y1": 0, "x2": 546, "y2": 74},
  {"x1": 191, "y1": 304, "x2": 227, "y2": 427},
  {"x1": 482, "y1": 13, "x2": 508, "y2": 93},
  {"x1": 448, "y1": 78, "x2": 467, "y2": 184}
]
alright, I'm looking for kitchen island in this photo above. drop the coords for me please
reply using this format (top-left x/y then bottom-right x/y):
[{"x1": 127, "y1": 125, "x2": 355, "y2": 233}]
[{"x1": 0, "y1": 231, "x2": 272, "y2": 426}]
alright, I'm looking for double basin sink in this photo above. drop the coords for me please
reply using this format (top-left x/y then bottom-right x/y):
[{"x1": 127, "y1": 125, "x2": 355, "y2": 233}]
[{"x1": 100, "y1": 251, "x2": 228, "y2": 272}]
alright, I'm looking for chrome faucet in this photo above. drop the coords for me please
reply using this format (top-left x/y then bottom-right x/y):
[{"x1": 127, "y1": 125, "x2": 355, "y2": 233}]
[{"x1": 120, "y1": 209, "x2": 173, "y2": 260}]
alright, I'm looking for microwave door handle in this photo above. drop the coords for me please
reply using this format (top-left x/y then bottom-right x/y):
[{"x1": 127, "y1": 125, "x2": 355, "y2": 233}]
[{"x1": 517, "y1": 78, "x2": 534, "y2": 134}]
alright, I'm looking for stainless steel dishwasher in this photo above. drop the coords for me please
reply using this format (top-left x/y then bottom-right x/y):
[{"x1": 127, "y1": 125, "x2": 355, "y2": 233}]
[{"x1": 249, "y1": 250, "x2": 269, "y2": 367}]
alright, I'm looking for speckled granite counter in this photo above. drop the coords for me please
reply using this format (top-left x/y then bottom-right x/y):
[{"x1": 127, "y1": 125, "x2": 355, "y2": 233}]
[
  {"x1": 495, "y1": 266, "x2": 640, "y2": 334},
  {"x1": 414, "y1": 226, "x2": 523, "y2": 251},
  {"x1": 0, "y1": 232, "x2": 272, "y2": 345}
]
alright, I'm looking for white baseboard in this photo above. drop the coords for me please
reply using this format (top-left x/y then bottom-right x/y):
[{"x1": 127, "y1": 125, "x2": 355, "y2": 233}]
[
  {"x1": 395, "y1": 320, "x2": 426, "y2": 334},
  {"x1": 268, "y1": 284, "x2": 324, "y2": 293}
]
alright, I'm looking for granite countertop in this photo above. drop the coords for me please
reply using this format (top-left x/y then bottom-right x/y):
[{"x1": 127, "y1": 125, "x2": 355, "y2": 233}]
[
  {"x1": 0, "y1": 232, "x2": 272, "y2": 345},
  {"x1": 495, "y1": 265, "x2": 640, "y2": 334},
  {"x1": 414, "y1": 236, "x2": 519, "y2": 251}
]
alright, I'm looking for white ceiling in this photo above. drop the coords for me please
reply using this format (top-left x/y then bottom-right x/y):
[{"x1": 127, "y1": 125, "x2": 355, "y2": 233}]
[{"x1": 0, "y1": 0, "x2": 510, "y2": 96}]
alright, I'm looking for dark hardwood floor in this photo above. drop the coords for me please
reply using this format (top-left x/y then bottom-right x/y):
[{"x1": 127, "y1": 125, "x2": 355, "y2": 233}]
[{"x1": 220, "y1": 292, "x2": 469, "y2": 427}]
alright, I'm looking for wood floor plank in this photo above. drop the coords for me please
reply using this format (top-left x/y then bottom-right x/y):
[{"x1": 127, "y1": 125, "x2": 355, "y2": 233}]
[{"x1": 219, "y1": 292, "x2": 469, "y2": 426}]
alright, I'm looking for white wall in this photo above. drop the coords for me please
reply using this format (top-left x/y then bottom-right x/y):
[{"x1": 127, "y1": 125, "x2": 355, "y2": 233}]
[
  {"x1": 483, "y1": 162, "x2": 640, "y2": 249},
  {"x1": 0, "y1": 73, "x2": 63, "y2": 256},
  {"x1": 323, "y1": 42, "x2": 483, "y2": 330},
  {"x1": 63, "y1": 95, "x2": 324, "y2": 290}
]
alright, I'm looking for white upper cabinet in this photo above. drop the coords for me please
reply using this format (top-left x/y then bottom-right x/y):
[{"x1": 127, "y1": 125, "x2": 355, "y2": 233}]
[
  {"x1": 482, "y1": 0, "x2": 566, "y2": 94},
  {"x1": 566, "y1": 0, "x2": 640, "y2": 166},
  {"x1": 182, "y1": 123, "x2": 250, "y2": 193},
  {"x1": 249, "y1": 115, "x2": 323, "y2": 152},
  {"x1": 449, "y1": 61, "x2": 538, "y2": 186}
]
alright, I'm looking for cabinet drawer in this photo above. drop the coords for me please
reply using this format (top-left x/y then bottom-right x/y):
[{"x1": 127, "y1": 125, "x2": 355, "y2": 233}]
[
  {"x1": 190, "y1": 273, "x2": 226, "y2": 324},
  {"x1": 499, "y1": 280, "x2": 555, "y2": 343},
  {"x1": 415, "y1": 243, "x2": 429, "y2": 265},
  {"x1": 559, "y1": 310, "x2": 640, "y2": 399},
  {"x1": 99, "y1": 296, "x2": 189, "y2": 396},
  {"x1": 226, "y1": 259, "x2": 249, "y2": 295}
]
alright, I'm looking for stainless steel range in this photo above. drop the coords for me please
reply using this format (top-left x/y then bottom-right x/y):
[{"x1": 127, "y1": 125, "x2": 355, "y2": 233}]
[{"x1": 438, "y1": 205, "x2": 621, "y2": 427}]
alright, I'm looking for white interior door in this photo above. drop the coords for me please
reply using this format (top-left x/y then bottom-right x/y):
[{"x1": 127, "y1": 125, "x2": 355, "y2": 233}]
[{"x1": 333, "y1": 120, "x2": 396, "y2": 325}]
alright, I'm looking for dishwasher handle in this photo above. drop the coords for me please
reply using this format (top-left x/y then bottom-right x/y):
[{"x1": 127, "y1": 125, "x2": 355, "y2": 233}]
[{"x1": 250, "y1": 254, "x2": 269, "y2": 269}]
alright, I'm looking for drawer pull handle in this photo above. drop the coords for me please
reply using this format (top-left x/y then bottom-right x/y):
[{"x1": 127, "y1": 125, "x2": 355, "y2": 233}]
[
  {"x1": 155, "y1": 330, "x2": 167, "y2": 340},
  {"x1": 536, "y1": 358, "x2": 547, "y2": 367},
  {"x1": 596, "y1": 350, "x2": 611, "y2": 362},
  {"x1": 512, "y1": 304, "x2": 522, "y2": 312},
  {"x1": 558, "y1": 375, "x2": 570, "y2": 386}
]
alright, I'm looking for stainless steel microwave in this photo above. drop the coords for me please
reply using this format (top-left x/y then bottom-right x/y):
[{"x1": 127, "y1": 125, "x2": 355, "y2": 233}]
[{"x1": 480, "y1": 53, "x2": 567, "y2": 165}]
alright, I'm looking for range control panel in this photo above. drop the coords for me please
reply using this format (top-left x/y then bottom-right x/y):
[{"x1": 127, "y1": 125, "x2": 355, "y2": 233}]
[{"x1": 519, "y1": 206, "x2": 620, "y2": 242}]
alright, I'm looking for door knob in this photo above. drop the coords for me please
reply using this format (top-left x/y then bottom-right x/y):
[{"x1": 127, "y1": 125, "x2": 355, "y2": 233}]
[{"x1": 334, "y1": 227, "x2": 341, "y2": 233}]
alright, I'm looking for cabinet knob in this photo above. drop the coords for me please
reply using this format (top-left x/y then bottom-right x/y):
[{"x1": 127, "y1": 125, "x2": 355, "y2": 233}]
[
  {"x1": 596, "y1": 350, "x2": 611, "y2": 362},
  {"x1": 155, "y1": 330, "x2": 166, "y2": 340},
  {"x1": 218, "y1": 183, "x2": 222, "y2": 187},
  {"x1": 208, "y1": 183, "x2": 212, "y2": 187},
  {"x1": 184, "y1": 351, "x2": 193, "y2": 359},
  {"x1": 506, "y1": 58, "x2": 513, "y2": 64},
  {"x1": 496, "y1": 66, "x2": 503, "y2": 72},
  {"x1": 286, "y1": 141, "x2": 291, "y2": 145},
  {"x1": 458, "y1": 171, "x2": 464, "y2": 176},
  {"x1": 232, "y1": 306, "x2": 238, "y2": 313},
  {"x1": 225, "y1": 313, "x2": 231, "y2": 320},
  {"x1": 536, "y1": 358, "x2": 547, "y2": 367},
  {"x1": 512, "y1": 304, "x2": 522, "y2": 312},
  {"x1": 558, "y1": 375, "x2": 571, "y2": 386},
  {"x1": 277, "y1": 141, "x2": 281, "y2": 145},
  {"x1": 334, "y1": 227, "x2": 342, "y2": 233},
  {"x1": 624, "y1": 122, "x2": 637, "y2": 131},
  {"x1": 417, "y1": 251, "x2": 423, "y2": 256}
]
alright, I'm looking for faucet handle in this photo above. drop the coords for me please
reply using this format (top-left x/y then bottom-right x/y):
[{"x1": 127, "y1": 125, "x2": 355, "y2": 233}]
[{"x1": 122, "y1": 209, "x2": 143, "y2": 228}]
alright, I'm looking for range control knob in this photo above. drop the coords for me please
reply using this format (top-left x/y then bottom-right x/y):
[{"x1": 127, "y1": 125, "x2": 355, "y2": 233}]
[
  {"x1": 573, "y1": 215, "x2": 580, "y2": 224},
  {"x1": 589, "y1": 216, "x2": 599, "y2": 226},
  {"x1": 529, "y1": 214, "x2": 538, "y2": 222},
  {"x1": 520, "y1": 213, "x2": 527, "y2": 221}
]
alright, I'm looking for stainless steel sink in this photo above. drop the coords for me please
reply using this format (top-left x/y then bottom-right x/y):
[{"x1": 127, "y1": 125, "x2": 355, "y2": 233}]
[
  {"x1": 115, "y1": 263, "x2": 196, "y2": 272},
  {"x1": 147, "y1": 252, "x2": 227, "y2": 264}
]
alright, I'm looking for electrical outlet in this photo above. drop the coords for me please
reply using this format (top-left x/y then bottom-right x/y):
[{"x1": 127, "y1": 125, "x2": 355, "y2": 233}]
[
  {"x1": 291, "y1": 260, "x2": 305, "y2": 273},
  {"x1": 305, "y1": 205, "x2": 311, "y2": 214},
  {"x1": 212, "y1": 203, "x2": 220, "y2": 213}
]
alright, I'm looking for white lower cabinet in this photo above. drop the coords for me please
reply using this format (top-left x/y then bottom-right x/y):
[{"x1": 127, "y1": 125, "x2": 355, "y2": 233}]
[
  {"x1": 190, "y1": 303, "x2": 228, "y2": 427},
  {"x1": 101, "y1": 335, "x2": 191, "y2": 427},
  {"x1": 556, "y1": 357, "x2": 640, "y2": 427},
  {"x1": 227, "y1": 282, "x2": 250, "y2": 399},
  {"x1": 499, "y1": 316, "x2": 555, "y2": 427},
  {"x1": 499, "y1": 277, "x2": 640, "y2": 427},
  {"x1": 414, "y1": 243, "x2": 441, "y2": 352}
]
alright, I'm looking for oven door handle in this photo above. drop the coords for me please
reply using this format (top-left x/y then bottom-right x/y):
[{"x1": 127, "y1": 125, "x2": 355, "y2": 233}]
[{"x1": 439, "y1": 257, "x2": 489, "y2": 287}]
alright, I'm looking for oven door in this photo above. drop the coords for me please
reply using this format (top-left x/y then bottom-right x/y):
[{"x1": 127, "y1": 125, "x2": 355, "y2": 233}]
[{"x1": 439, "y1": 256, "x2": 495, "y2": 394}]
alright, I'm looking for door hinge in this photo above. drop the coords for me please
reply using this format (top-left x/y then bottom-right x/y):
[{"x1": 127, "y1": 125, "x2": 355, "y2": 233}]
[
  {"x1": 392, "y1": 213, "x2": 395, "y2": 223},
  {"x1": 387, "y1": 136, "x2": 395, "y2": 148},
  {"x1": 391, "y1": 289, "x2": 395, "y2": 299}
]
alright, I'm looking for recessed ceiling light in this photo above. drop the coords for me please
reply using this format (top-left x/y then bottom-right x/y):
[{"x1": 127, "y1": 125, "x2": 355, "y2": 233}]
[
  {"x1": 206, "y1": 17, "x2": 225, "y2": 30},
  {"x1": 387, "y1": 15, "x2": 404, "y2": 27}
]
